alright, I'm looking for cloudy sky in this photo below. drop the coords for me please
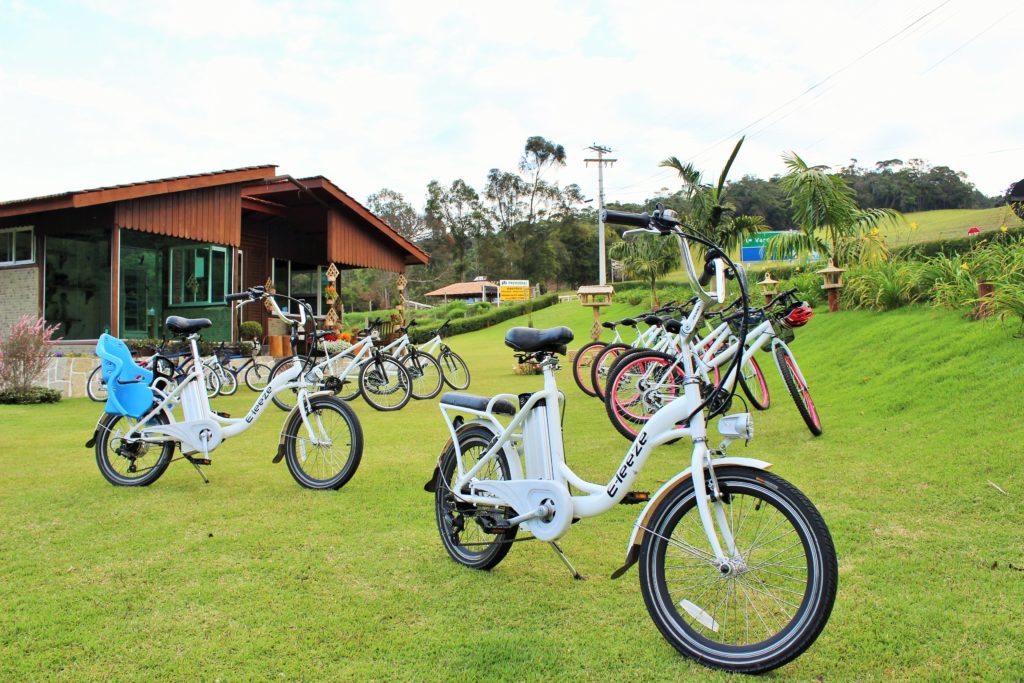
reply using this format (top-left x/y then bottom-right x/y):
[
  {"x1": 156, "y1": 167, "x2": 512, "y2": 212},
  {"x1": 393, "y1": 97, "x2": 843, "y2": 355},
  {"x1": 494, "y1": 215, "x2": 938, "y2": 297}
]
[{"x1": 1, "y1": 0, "x2": 1019, "y2": 211}]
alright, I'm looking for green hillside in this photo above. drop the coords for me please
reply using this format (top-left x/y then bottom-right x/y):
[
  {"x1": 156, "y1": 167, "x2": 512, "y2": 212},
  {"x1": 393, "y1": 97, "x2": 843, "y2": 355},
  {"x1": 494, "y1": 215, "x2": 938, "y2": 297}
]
[
  {"x1": 1, "y1": 302, "x2": 1022, "y2": 680},
  {"x1": 890, "y1": 206, "x2": 1023, "y2": 245}
]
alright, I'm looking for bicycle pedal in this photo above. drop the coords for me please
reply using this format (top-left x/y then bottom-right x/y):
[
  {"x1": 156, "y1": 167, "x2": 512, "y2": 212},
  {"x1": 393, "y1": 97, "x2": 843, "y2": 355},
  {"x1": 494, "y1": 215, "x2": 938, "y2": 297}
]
[
  {"x1": 620, "y1": 491, "x2": 651, "y2": 505},
  {"x1": 476, "y1": 513, "x2": 512, "y2": 533},
  {"x1": 187, "y1": 456, "x2": 212, "y2": 466},
  {"x1": 214, "y1": 411, "x2": 231, "y2": 418}
]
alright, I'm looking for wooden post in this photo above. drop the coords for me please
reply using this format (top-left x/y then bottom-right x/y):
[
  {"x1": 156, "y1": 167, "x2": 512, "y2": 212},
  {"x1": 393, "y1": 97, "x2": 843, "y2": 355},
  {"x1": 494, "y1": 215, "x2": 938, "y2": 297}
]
[{"x1": 396, "y1": 271, "x2": 407, "y2": 325}]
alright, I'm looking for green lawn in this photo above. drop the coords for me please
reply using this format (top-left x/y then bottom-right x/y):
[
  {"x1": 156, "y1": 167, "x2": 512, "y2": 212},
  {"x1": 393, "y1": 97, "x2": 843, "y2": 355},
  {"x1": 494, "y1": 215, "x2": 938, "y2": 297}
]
[
  {"x1": 2, "y1": 301, "x2": 1023, "y2": 680},
  {"x1": 890, "y1": 206, "x2": 1023, "y2": 245}
]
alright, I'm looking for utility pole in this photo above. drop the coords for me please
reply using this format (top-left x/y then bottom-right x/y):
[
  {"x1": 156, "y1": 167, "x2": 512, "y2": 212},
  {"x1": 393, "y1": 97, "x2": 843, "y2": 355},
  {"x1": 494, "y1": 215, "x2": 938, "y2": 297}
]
[{"x1": 585, "y1": 144, "x2": 616, "y2": 285}]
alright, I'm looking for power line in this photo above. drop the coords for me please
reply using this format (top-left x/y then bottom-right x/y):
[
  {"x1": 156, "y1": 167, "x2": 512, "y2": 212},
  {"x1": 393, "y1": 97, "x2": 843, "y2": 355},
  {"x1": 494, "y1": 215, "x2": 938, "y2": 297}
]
[
  {"x1": 678, "y1": 0, "x2": 953, "y2": 166},
  {"x1": 921, "y1": 6, "x2": 1016, "y2": 74}
]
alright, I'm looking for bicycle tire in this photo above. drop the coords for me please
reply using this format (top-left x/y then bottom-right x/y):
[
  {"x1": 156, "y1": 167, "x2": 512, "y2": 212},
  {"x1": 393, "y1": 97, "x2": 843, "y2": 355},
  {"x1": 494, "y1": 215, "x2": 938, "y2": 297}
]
[
  {"x1": 774, "y1": 345, "x2": 822, "y2": 436},
  {"x1": 358, "y1": 354, "x2": 412, "y2": 411},
  {"x1": 211, "y1": 362, "x2": 238, "y2": 396},
  {"x1": 737, "y1": 356, "x2": 770, "y2": 411},
  {"x1": 244, "y1": 362, "x2": 271, "y2": 391},
  {"x1": 438, "y1": 349, "x2": 471, "y2": 390},
  {"x1": 282, "y1": 395, "x2": 363, "y2": 490},
  {"x1": 604, "y1": 350, "x2": 687, "y2": 441},
  {"x1": 402, "y1": 351, "x2": 444, "y2": 400},
  {"x1": 435, "y1": 426, "x2": 517, "y2": 570},
  {"x1": 86, "y1": 365, "x2": 107, "y2": 402},
  {"x1": 94, "y1": 409, "x2": 175, "y2": 486},
  {"x1": 638, "y1": 466, "x2": 837, "y2": 674},
  {"x1": 269, "y1": 356, "x2": 319, "y2": 411},
  {"x1": 571, "y1": 341, "x2": 605, "y2": 397},
  {"x1": 590, "y1": 342, "x2": 631, "y2": 400}
]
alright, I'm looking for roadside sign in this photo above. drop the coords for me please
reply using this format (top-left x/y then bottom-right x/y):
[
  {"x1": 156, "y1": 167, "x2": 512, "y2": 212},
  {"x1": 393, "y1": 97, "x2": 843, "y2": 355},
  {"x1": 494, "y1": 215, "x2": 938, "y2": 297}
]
[
  {"x1": 499, "y1": 279, "x2": 531, "y2": 301},
  {"x1": 741, "y1": 232, "x2": 784, "y2": 262}
]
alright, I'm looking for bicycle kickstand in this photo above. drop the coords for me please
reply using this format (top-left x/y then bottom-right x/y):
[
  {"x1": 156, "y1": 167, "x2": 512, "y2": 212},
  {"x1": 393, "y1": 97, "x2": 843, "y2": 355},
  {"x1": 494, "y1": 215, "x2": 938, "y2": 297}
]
[
  {"x1": 550, "y1": 541, "x2": 586, "y2": 581},
  {"x1": 187, "y1": 458, "x2": 210, "y2": 484}
]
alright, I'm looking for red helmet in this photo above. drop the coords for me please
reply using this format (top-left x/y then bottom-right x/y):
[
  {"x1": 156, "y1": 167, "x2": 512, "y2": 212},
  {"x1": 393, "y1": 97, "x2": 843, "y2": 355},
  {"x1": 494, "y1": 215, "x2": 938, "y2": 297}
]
[{"x1": 780, "y1": 302, "x2": 814, "y2": 328}]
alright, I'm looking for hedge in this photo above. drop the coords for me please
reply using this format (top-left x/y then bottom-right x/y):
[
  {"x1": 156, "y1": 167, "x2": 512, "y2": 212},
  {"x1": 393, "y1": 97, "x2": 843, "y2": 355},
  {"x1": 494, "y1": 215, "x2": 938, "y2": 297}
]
[
  {"x1": 408, "y1": 294, "x2": 560, "y2": 343},
  {"x1": 0, "y1": 387, "x2": 62, "y2": 404}
]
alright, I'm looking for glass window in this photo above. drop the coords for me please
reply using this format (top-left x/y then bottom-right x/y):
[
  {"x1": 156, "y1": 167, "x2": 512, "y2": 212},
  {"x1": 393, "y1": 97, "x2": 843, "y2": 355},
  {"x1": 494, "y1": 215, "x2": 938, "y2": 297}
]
[
  {"x1": 45, "y1": 232, "x2": 111, "y2": 338},
  {"x1": 1, "y1": 226, "x2": 34, "y2": 266},
  {"x1": 169, "y1": 245, "x2": 228, "y2": 305}
]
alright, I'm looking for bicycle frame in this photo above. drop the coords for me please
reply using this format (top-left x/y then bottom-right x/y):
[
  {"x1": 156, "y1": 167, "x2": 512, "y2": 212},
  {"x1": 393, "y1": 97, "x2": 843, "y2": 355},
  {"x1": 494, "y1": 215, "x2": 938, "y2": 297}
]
[{"x1": 439, "y1": 301, "x2": 766, "y2": 565}]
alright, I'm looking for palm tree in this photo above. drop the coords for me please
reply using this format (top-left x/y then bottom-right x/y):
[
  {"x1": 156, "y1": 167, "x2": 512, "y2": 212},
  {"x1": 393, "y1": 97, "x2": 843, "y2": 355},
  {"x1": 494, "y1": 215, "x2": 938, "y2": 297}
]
[
  {"x1": 660, "y1": 137, "x2": 766, "y2": 255},
  {"x1": 609, "y1": 235, "x2": 679, "y2": 307},
  {"x1": 765, "y1": 152, "x2": 901, "y2": 266}
]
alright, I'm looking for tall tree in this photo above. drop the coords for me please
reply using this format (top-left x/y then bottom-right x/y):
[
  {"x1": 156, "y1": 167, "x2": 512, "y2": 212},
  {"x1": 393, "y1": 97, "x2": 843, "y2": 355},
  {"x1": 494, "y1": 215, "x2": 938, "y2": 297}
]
[
  {"x1": 765, "y1": 152, "x2": 900, "y2": 266},
  {"x1": 366, "y1": 188, "x2": 427, "y2": 241},
  {"x1": 519, "y1": 135, "x2": 567, "y2": 225}
]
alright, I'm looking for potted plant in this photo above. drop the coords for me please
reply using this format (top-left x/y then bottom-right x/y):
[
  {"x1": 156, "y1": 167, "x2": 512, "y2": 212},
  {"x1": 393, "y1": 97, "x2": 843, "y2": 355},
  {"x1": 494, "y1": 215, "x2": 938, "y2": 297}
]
[
  {"x1": 324, "y1": 284, "x2": 338, "y2": 307},
  {"x1": 239, "y1": 320, "x2": 264, "y2": 347}
]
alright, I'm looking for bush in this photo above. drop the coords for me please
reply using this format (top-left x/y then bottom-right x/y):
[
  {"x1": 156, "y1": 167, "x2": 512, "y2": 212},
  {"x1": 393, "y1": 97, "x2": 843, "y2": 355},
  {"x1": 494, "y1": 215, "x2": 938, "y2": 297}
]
[
  {"x1": 239, "y1": 321, "x2": 263, "y2": 339},
  {"x1": 775, "y1": 272, "x2": 827, "y2": 309},
  {"x1": 0, "y1": 387, "x2": 61, "y2": 404},
  {"x1": 0, "y1": 315, "x2": 61, "y2": 392},
  {"x1": 842, "y1": 259, "x2": 924, "y2": 311},
  {"x1": 408, "y1": 294, "x2": 560, "y2": 343},
  {"x1": 892, "y1": 226, "x2": 1024, "y2": 260}
]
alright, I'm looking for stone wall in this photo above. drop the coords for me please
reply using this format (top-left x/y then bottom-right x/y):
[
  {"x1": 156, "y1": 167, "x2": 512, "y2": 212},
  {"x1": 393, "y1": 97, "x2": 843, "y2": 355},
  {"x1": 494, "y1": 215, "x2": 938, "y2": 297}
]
[
  {"x1": 37, "y1": 355, "x2": 278, "y2": 398},
  {"x1": 0, "y1": 266, "x2": 40, "y2": 338}
]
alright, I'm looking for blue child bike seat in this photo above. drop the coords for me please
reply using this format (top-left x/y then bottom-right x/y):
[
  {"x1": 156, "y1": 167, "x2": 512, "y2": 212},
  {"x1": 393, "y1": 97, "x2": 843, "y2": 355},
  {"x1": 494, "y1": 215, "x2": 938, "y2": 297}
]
[{"x1": 95, "y1": 334, "x2": 155, "y2": 419}]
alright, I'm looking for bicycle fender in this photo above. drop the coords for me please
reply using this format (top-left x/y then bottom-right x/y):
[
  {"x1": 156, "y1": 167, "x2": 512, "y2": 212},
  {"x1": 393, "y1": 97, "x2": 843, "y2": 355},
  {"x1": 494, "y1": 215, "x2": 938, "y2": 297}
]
[
  {"x1": 610, "y1": 456, "x2": 772, "y2": 580},
  {"x1": 423, "y1": 418, "x2": 521, "y2": 492},
  {"x1": 273, "y1": 391, "x2": 339, "y2": 463}
]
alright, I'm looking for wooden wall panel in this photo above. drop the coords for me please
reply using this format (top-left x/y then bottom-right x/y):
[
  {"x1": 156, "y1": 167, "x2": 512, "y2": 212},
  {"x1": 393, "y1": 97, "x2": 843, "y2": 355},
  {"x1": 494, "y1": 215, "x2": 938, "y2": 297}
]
[
  {"x1": 327, "y1": 209, "x2": 405, "y2": 273},
  {"x1": 113, "y1": 185, "x2": 242, "y2": 246},
  {"x1": 240, "y1": 222, "x2": 270, "y2": 333}
]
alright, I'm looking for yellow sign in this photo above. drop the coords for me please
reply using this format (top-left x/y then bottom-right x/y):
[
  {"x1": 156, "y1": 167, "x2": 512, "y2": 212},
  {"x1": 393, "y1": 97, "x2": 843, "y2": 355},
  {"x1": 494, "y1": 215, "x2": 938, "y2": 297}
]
[{"x1": 500, "y1": 280, "x2": 531, "y2": 301}]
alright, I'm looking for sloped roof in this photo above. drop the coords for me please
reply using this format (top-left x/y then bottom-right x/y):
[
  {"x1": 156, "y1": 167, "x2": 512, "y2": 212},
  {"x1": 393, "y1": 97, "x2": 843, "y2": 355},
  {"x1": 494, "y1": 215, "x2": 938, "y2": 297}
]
[
  {"x1": 425, "y1": 280, "x2": 498, "y2": 297},
  {"x1": 0, "y1": 165, "x2": 277, "y2": 218}
]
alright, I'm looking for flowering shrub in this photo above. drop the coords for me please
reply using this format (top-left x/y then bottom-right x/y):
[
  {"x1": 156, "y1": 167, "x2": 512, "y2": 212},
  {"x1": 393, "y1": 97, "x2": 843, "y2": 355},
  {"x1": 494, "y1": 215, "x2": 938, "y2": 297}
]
[{"x1": 0, "y1": 315, "x2": 62, "y2": 392}]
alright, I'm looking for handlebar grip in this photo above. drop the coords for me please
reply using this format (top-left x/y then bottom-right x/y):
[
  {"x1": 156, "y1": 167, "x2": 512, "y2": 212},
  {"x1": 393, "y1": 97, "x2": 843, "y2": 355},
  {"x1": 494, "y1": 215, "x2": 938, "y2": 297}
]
[
  {"x1": 601, "y1": 209, "x2": 651, "y2": 227},
  {"x1": 225, "y1": 291, "x2": 250, "y2": 302}
]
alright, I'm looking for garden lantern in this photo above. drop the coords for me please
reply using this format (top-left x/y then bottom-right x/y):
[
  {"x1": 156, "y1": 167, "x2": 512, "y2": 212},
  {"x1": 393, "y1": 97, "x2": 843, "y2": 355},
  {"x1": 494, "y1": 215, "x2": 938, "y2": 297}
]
[
  {"x1": 758, "y1": 272, "x2": 779, "y2": 305},
  {"x1": 577, "y1": 284, "x2": 615, "y2": 341},
  {"x1": 817, "y1": 261, "x2": 846, "y2": 313}
]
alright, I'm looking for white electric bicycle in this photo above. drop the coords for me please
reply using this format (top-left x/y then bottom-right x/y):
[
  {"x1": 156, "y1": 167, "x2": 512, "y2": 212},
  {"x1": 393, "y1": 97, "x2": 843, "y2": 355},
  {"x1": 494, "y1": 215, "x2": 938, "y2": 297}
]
[
  {"x1": 406, "y1": 319, "x2": 472, "y2": 390},
  {"x1": 267, "y1": 318, "x2": 412, "y2": 412},
  {"x1": 426, "y1": 207, "x2": 837, "y2": 674},
  {"x1": 89, "y1": 287, "x2": 363, "y2": 490}
]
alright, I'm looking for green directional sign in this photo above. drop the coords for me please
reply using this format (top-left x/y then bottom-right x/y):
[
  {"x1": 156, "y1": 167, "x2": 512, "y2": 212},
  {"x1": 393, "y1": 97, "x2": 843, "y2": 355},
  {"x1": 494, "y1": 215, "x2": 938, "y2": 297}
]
[{"x1": 741, "y1": 231, "x2": 784, "y2": 262}]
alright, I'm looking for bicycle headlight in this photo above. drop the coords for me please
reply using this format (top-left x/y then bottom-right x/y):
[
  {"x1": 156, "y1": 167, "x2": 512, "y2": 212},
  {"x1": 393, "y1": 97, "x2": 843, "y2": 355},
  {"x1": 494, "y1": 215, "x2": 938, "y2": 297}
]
[{"x1": 717, "y1": 413, "x2": 753, "y2": 442}]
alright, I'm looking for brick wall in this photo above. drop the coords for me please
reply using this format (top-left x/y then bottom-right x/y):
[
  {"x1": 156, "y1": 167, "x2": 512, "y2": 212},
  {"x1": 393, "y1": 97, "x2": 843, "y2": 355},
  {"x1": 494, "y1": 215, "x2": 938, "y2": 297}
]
[{"x1": 0, "y1": 267, "x2": 39, "y2": 338}]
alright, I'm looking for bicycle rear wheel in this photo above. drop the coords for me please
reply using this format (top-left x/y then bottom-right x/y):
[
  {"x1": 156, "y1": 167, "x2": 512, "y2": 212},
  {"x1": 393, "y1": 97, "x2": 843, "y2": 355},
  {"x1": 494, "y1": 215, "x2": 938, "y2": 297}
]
[
  {"x1": 358, "y1": 354, "x2": 411, "y2": 411},
  {"x1": 774, "y1": 344, "x2": 822, "y2": 436},
  {"x1": 737, "y1": 356, "x2": 770, "y2": 410},
  {"x1": 212, "y1": 363, "x2": 238, "y2": 396},
  {"x1": 571, "y1": 341, "x2": 605, "y2": 397},
  {"x1": 86, "y1": 365, "x2": 107, "y2": 402},
  {"x1": 282, "y1": 396, "x2": 363, "y2": 490},
  {"x1": 639, "y1": 466, "x2": 837, "y2": 673},
  {"x1": 94, "y1": 410, "x2": 175, "y2": 486},
  {"x1": 604, "y1": 351, "x2": 687, "y2": 441},
  {"x1": 591, "y1": 342, "x2": 630, "y2": 400},
  {"x1": 269, "y1": 356, "x2": 319, "y2": 411},
  {"x1": 434, "y1": 426, "x2": 517, "y2": 570}
]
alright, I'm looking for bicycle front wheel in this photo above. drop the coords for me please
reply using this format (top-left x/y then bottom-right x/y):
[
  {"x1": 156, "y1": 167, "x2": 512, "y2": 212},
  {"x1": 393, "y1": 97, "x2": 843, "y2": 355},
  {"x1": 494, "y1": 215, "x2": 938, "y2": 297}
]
[
  {"x1": 402, "y1": 351, "x2": 444, "y2": 400},
  {"x1": 358, "y1": 355, "x2": 411, "y2": 411},
  {"x1": 86, "y1": 365, "x2": 107, "y2": 402},
  {"x1": 244, "y1": 362, "x2": 271, "y2": 391},
  {"x1": 282, "y1": 396, "x2": 363, "y2": 490},
  {"x1": 438, "y1": 349, "x2": 470, "y2": 390},
  {"x1": 591, "y1": 342, "x2": 631, "y2": 400},
  {"x1": 571, "y1": 341, "x2": 605, "y2": 397},
  {"x1": 639, "y1": 466, "x2": 837, "y2": 674},
  {"x1": 774, "y1": 344, "x2": 822, "y2": 436}
]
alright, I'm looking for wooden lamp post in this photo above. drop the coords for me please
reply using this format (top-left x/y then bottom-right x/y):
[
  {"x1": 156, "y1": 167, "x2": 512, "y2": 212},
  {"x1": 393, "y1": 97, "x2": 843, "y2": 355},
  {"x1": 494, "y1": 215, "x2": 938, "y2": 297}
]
[
  {"x1": 577, "y1": 284, "x2": 615, "y2": 341},
  {"x1": 817, "y1": 261, "x2": 846, "y2": 313},
  {"x1": 757, "y1": 272, "x2": 779, "y2": 305}
]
